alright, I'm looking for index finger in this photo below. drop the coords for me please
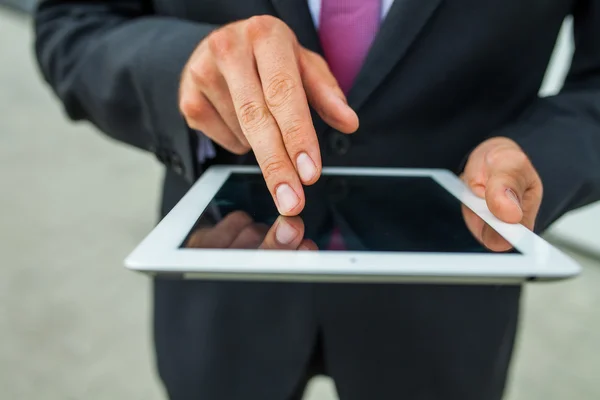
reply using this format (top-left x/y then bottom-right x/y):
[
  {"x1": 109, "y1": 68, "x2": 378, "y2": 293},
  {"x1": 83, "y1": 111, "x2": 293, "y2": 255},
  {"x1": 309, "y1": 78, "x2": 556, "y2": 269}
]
[
  {"x1": 212, "y1": 29, "x2": 305, "y2": 216},
  {"x1": 251, "y1": 20, "x2": 322, "y2": 186}
]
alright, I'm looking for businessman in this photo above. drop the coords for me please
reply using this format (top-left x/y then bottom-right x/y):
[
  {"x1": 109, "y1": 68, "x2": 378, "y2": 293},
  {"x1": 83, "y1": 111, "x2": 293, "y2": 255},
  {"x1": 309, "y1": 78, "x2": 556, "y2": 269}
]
[{"x1": 34, "y1": 0, "x2": 600, "y2": 399}]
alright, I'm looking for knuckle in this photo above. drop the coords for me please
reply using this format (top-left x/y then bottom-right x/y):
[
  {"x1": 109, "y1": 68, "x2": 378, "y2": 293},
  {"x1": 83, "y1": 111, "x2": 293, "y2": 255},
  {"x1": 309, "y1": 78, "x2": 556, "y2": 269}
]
[
  {"x1": 207, "y1": 28, "x2": 234, "y2": 58},
  {"x1": 485, "y1": 147, "x2": 507, "y2": 166},
  {"x1": 281, "y1": 120, "x2": 305, "y2": 144},
  {"x1": 261, "y1": 154, "x2": 288, "y2": 182},
  {"x1": 486, "y1": 145, "x2": 529, "y2": 169},
  {"x1": 188, "y1": 60, "x2": 216, "y2": 88},
  {"x1": 246, "y1": 15, "x2": 296, "y2": 44},
  {"x1": 265, "y1": 73, "x2": 297, "y2": 108},
  {"x1": 179, "y1": 96, "x2": 193, "y2": 116},
  {"x1": 484, "y1": 147, "x2": 505, "y2": 166},
  {"x1": 238, "y1": 101, "x2": 270, "y2": 131},
  {"x1": 245, "y1": 15, "x2": 283, "y2": 39},
  {"x1": 179, "y1": 97, "x2": 208, "y2": 121},
  {"x1": 245, "y1": 15, "x2": 272, "y2": 39}
]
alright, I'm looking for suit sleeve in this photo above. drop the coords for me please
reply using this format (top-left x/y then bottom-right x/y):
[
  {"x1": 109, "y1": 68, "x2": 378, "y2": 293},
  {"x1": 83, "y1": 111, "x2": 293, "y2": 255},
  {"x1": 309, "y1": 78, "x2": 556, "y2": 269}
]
[
  {"x1": 34, "y1": 0, "x2": 218, "y2": 182},
  {"x1": 494, "y1": 0, "x2": 600, "y2": 232}
]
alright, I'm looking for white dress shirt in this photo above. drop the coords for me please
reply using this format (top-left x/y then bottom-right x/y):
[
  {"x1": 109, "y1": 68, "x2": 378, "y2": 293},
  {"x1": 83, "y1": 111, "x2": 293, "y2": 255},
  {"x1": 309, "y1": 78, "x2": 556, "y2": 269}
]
[
  {"x1": 307, "y1": 0, "x2": 395, "y2": 27},
  {"x1": 197, "y1": 0, "x2": 395, "y2": 163}
]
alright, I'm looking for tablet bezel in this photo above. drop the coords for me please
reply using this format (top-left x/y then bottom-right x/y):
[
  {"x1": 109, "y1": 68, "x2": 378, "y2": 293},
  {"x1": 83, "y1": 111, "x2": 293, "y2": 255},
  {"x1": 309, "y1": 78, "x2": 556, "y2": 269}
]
[{"x1": 124, "y1": 166, "x2": 581, "y2": 283}]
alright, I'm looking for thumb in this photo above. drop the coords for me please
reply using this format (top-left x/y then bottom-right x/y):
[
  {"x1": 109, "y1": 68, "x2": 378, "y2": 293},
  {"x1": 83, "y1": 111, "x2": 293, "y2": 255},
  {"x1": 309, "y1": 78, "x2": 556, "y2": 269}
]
[
  {"x1": 485, "y1": 172, "x2": 524, "y2": 224},
  {"x1": 299, "y1": 50, "x2": 359, "y2": 133}
]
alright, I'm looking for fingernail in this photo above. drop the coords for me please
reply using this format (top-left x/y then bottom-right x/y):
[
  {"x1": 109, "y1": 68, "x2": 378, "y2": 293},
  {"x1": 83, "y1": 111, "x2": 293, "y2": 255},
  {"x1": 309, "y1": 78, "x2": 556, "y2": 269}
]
[
  {"x1": 505, "y1": 188, "x2": 522, "y2": 211},
  {"x1": 276, "y1": 184, "x2": 299, "y2": 214},
  {"x1": 276, "y1": 219, "x2": 298, "y2": 245},
  {"x1": 296, "y1": 152, "x2": 317, "y2": 183},
  {"x1": 298, "y1": 244, "x2": 310, "y2": 251}
]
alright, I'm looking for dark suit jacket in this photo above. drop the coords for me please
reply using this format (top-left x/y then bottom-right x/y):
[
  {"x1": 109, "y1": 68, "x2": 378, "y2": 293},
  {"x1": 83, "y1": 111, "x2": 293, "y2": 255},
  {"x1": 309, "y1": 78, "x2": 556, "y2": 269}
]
[{"x1": 34, "y1": 1, "x2": 600, "y2": 399}]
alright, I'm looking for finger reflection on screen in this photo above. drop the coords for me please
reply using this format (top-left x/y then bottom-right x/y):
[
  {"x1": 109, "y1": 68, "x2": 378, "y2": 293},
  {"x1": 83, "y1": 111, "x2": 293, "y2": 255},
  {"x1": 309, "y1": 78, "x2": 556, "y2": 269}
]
[{"x1": 185, "y1": 212, "x2": 317, "y2": 251}]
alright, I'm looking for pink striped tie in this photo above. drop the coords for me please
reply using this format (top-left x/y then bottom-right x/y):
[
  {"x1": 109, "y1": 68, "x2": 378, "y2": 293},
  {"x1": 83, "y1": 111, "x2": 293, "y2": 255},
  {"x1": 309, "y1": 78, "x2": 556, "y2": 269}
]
[
  {"x1": 320, "y1": 0, "x2": 380, "y2": 250},
  {"x1": 319, "y1": 0, "x2": 382, "y2": 94}
]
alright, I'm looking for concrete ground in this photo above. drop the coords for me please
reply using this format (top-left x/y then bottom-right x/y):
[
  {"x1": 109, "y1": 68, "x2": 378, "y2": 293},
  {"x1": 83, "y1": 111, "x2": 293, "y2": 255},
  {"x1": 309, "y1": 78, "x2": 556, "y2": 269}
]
[{"x1": 1, "y1": 10, "x2": 599, "y2": 400}]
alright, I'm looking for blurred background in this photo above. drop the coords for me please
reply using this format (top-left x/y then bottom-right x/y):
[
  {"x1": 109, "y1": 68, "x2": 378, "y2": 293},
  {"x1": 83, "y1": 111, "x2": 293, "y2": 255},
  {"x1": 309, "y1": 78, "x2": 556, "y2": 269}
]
[{"x1": 1, "y1": 4, "x2": 598, "y2": 400}]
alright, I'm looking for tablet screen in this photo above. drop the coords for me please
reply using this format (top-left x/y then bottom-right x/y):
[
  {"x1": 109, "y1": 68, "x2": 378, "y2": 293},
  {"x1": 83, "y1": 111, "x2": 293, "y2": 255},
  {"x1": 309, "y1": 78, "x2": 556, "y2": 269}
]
[{"x1": 183, "y1": 173, "x2": 519, "y2": 254}]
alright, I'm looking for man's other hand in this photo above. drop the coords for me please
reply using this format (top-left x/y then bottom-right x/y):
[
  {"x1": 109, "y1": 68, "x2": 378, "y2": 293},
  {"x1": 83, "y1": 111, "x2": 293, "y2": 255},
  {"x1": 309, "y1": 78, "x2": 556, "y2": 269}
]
[
  {"x1": 179, "y1": 16, "x2": 359, "y2": 216},
  {"x1": 461, "y1": 137, "x2": 543, "y2": 252}
]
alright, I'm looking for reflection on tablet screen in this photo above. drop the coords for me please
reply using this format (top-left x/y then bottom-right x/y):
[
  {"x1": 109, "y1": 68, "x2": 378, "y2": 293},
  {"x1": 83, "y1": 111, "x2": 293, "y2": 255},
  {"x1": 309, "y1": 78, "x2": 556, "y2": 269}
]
[{"x1": 182, "y1": 173, "x2": 520, "y2": 254}]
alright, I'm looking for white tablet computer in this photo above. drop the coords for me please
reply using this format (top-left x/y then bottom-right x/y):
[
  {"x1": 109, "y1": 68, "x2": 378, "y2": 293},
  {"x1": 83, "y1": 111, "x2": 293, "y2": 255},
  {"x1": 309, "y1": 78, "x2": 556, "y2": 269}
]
[{"x1": 124, "y1": 166, "x2": 581, "y2": 284}]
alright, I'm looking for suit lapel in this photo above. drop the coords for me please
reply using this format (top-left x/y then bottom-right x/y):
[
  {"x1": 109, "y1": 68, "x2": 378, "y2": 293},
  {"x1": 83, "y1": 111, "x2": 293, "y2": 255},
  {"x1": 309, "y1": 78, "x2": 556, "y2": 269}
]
[
  {"x1": 347, "y1": 0, "x2": 444, "y2": 111},
  {"x1": 269, "y1": 0, "x2": 322, "y2": 54}
]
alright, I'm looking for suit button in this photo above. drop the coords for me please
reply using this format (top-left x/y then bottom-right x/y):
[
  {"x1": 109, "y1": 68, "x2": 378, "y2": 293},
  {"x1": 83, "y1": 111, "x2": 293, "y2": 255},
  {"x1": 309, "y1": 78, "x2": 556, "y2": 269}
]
[
  {"x1": 330, "y1": 133, "x2": 350, "y2": 155},
  {"x1": 155, "y1": 149, "x2": 168, "y2": 164},
  {"x1": 170, "y1": 152, "x2": 185, "y2": 175}
]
